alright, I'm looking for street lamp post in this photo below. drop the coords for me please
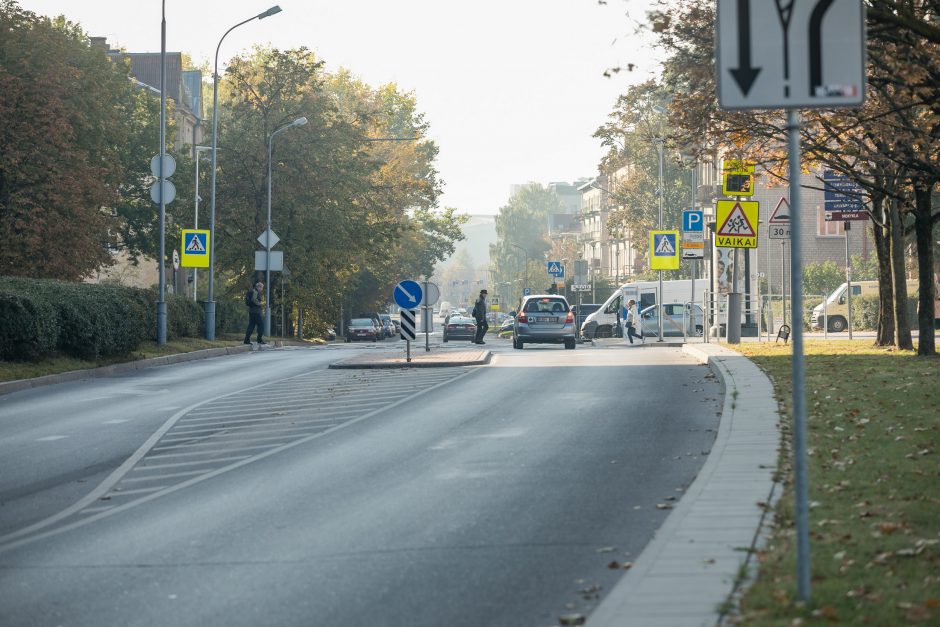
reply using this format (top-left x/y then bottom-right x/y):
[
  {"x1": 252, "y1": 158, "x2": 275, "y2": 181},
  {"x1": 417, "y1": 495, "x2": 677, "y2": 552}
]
[
  {"x1": 655, "y1": 135, "x2": 665, "y2": 341},
  {"x1": 205, "y1": 5, "x2": 282, "y2": 340},
  {"x1": 510, "y1": 243, "x2": 528, "y2": 297},
  {"x1": 265, "y1": 116, "x2": 307, "y2": 337},
  {"x1": 192, "y1": 145, "x2": 212, "y2": 302}
]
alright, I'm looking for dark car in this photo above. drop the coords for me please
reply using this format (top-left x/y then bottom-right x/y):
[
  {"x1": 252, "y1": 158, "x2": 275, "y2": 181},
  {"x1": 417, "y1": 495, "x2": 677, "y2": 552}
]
[
  {"x1": 442, "y1": 315, "x2": 477, "y2": 342},
  {"x1": 512, "y1": 295, "x2": 576, "y2": 350},
  {"x1": 345, "y1": 317, "x2": 378, "y2": 342},
  {"x1": 357, "y1": 312, "x2": 385, "y2": 339}
]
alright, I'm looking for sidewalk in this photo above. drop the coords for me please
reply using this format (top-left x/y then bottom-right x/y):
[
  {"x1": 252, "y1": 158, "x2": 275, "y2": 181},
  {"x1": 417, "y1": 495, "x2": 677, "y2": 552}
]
[{"x1": 586, "y1": 342, "x2": 781, "y2": 627}]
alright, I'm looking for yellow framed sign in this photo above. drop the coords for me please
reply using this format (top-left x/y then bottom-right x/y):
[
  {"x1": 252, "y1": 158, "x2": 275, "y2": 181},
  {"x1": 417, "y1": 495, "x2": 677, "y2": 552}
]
[
  {"x1": 715, "y1": 201, "x2": 759, "y2": 248},
  {"x1": 649, "y1": 230, "x2": 680, "y2": 270},
  {"x1": 180, "y1": 229, "x2": 210, "y2": 267}
]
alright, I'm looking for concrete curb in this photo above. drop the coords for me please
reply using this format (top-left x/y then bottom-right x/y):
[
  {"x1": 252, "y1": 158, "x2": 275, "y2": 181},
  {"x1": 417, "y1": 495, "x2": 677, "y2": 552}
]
[
  {"x1": 0, "y1": 344, "x2": 255, "y2": 397},
  {"x1": 586, "y1": 343, "x2": 782, "y2": 627},
  {"x1": 328, "y1": 350, "x2": 492, "y2": 369}
]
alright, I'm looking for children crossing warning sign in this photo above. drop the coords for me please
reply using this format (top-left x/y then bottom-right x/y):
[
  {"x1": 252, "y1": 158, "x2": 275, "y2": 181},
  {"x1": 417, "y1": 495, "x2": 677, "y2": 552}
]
[
  {"x1": 715, "y1": 200, "x2": 759, "y2": 248},
  {"x1": 649, "y1": 230, "x2": 680, "y2": 270}
]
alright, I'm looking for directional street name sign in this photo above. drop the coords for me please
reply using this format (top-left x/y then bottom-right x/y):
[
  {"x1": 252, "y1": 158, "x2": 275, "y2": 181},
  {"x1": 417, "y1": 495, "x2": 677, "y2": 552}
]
[
  {"x1": 254, "y1": 250, "x2": 283, "y2": 271},
  {"x1": 717, "y1": 0, "x2": 866, "y2": 110},
  {"x1": 649, "y1": 231, "x2": 680, "y2": 270},
  {"x1": 715, "y1": 200, "x2": 759, "y2": 248},
  {"x1": 399, "y1": 309, "x2": 416, "y2": 341},
  {"x1": 180, "y1": 230, "x2": 210, "y2": 268},
  {"x1": 823, "y1": 170, "x2": 867, "y2": 220}
]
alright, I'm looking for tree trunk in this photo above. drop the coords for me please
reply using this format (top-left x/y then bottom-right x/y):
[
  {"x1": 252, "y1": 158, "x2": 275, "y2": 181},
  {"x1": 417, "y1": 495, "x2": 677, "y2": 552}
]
[
  {"x1": 889, "y1": 198, "x2": 913, "y2": 349},
  {"x1": 871, "y1": 195, "x2": 895, "y2": 346},
  {"x1": 912, "y1": 182, "x2": 937, "y2": 356}
]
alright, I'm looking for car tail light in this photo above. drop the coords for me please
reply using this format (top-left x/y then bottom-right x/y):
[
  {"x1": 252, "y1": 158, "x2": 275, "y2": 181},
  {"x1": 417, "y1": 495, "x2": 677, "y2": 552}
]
[
  {"x1": 566, "y1": 311, "x2": 574, "y2": 324},
  {"x1": 517, "y1": 313, "x2": 527, "y2": 323},
  {"x1": 446, "y1": 325, "x2": 455, "y2": 331}
]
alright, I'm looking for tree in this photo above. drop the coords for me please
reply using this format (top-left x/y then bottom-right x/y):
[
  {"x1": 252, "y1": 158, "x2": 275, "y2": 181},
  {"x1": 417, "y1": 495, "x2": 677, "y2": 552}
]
[
  {"x1": 0, "y1": 1, "x2": 153, "y2": 279},
  {"x1": 489, "y1": 184, "x2": 560, "y2": 297}
]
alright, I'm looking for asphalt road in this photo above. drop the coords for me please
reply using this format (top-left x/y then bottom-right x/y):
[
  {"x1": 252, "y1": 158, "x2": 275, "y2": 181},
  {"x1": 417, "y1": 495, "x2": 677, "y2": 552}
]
[{"x1": 0, "y1": 339, "x2": 722, "y2": 627}]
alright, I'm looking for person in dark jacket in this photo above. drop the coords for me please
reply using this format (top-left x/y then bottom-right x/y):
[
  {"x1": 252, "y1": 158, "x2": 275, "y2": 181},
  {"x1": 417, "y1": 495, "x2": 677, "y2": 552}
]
[
  {"x1": 244, "y1": 281, "x2": 265, "y2": 345},
  {"x1": 472, "y1": 289, "x2": 488, "y2": 344}
]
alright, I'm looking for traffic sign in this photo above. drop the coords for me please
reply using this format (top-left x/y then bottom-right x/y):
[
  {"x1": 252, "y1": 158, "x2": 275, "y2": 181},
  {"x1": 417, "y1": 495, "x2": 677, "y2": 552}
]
[
  {"x1": 150, "y1": 153, "x2": 177, "y2": 178},
  {"x1": 823, "y1": 170, "x2": 865, "y2": 217},
  {"x1": 547, "y1": 261, "x2": 564, "y2": 277},
  {"x1": 682, "y1": 209, "x2": 704, "y2": 233},
  {"x1": 649, "y1": 231, "x2": 680, "y2": 270},
  {"x1": 571, "y1": 284, "x2": 591, "y2": 292},
  {"x1": 257, "y1": 229, "x2": 280, "y2": 249},
  {"x1": 769, "y1": 198, "x2": 791, "y2": 239},
  {"x1": 172, "y1": 249, "x2": 180, "y2": 270},
  {"x1": 150, "y1": 179, "x2": 176, "y2": 205},
  {"x1": 399, "y1": 309, "x2": 416, "y2": 340},
  {"x1": 716, "y1": 0, "x2": 865, "y2": 110},
  {"x1": 394, "y1": 280, "x2": 423, "y2": 310},
  {"x1": 254, "y1": 250, "x2": 283, "y2": 271},
  {"x1": 180, "y1": 230, "x2": 210, "y2": 267},
  {"x1": 523, "y1": 287, "x2": 531, "y2": 296},
  {"x1": 421, "y1": 282, "x2": 440, "y2": 307},
  {"x1": 715, "y1": 200, "x2": 759, "y2": 248}
]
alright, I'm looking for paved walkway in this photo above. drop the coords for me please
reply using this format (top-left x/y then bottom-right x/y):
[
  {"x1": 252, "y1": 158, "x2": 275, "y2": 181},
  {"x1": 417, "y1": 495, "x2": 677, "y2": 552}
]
[{"x1": 586, "y1": 343, "x2": 781, "y2": 627}]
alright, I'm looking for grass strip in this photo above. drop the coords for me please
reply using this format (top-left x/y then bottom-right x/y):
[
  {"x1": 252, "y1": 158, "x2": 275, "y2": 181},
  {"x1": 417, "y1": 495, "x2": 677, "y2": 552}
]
[{"x1": 728, "y1": 341, "x2": 939, "y2": 625}]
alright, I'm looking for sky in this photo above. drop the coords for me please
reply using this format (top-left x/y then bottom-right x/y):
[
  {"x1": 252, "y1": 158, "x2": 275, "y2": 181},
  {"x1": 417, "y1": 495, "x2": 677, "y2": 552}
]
[{"x1": 20, "y1": 0, "x2": 661, "y2": 215}]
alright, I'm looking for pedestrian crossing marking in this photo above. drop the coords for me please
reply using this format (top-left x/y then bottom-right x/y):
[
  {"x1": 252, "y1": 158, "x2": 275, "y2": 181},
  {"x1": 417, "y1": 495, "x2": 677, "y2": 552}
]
[
  {"x1": 654, "y1": 234, "x2": 676, "y2": 255},
  {"x1": 185, "y1": 234, "x2": 206, "y2": 253}
]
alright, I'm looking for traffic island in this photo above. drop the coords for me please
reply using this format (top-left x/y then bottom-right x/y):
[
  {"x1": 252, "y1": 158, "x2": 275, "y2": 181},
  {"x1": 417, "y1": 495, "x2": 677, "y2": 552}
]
[{"x1": 328, "y1": 348, "x2": 491, "y2": 369}]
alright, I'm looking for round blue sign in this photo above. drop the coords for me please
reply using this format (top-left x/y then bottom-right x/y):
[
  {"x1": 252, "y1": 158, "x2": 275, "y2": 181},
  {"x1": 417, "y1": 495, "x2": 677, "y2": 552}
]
[{"x1": 393, "y1": 280, "x2": 423, "y2": 310}]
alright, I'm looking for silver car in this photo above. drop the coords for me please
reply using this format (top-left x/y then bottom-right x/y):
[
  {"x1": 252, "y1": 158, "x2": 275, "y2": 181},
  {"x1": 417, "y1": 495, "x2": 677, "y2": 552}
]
[
  {"x1": 640, "y1": 303, "x2": 704, "y2": 337},
  {"x1": 512, "y1": 295, "x2": 576, "y2": 349}
]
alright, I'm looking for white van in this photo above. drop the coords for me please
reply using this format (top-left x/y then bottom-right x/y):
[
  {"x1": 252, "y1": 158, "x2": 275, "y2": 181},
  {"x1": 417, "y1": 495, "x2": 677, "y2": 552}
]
[
  {"x1": 811, "y1": 280, "x2": 918, "y2": 332},
  {"x1": 581, "y1": 279, "x2": 707, "y2": 338}
]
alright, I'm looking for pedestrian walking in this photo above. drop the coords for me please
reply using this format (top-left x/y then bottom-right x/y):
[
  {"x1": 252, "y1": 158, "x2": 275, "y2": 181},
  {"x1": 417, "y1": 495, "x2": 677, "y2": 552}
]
[
  {"x1": 244, "y1": 281, "x2": 265, "y2": 345},
  {"x1": 625, "y1": 299, "x2": 643, "y2": 344},
  {"x1": 472, "y1": 289, "x2": 489, "y2": 344}
]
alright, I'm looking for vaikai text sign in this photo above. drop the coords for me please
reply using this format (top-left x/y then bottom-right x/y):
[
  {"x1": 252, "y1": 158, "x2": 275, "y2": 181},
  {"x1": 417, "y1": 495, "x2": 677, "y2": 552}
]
[{"x1": 715, "y1": 200, "x2": 759, "y2": 248}]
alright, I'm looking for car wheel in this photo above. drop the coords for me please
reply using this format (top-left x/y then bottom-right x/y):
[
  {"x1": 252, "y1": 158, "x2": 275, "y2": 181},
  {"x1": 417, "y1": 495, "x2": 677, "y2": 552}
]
[
  {"x1": 565, "y1": 339, "x2": 575, "y2": 350},
  {"x1": 828, "y1": 316, "x2": 847, "y2": 332},
  {"x1": 443, "y1": 335, "x2": 448, "y2": 343}
]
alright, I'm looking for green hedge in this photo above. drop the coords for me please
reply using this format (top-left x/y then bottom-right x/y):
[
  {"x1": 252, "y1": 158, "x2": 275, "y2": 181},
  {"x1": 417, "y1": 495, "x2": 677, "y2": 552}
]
[
  {"x1": 852, "y1": 294, "x2": 918, "y2": 330},
  {"x1": 0, "y1": 277, "x2": 244, "y2": 361}
]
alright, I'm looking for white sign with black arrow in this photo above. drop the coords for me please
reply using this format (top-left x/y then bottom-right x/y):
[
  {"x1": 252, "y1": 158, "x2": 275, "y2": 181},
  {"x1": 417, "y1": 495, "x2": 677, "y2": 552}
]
[{"x1": 717, "y1": 0, "x2": 865, "y2": 110}]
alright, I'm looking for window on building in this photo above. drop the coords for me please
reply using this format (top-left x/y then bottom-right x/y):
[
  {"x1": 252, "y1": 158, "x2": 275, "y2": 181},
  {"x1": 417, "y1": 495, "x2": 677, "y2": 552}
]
[{"x1": 816, "y1": 206, "x2": 845, "y2": 237}]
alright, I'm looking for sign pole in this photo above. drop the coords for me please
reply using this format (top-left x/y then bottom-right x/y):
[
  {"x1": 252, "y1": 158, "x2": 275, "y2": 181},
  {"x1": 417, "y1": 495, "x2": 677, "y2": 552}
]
[
  {"x1": 788, "y1": 108, "x2": 811, "y2": 602},
  {"x1": 406, "y1": 339, "x2": 411, "y2": 363}
]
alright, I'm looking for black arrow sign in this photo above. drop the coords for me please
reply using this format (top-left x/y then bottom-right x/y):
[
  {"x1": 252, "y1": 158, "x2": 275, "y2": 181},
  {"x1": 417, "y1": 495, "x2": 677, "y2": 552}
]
[
  {"x1": 809, "y1": 0, "x2": 836, "y2": 97},
  {"x1": 729, "y1": 0, "x2": 761, "y2": 95}
]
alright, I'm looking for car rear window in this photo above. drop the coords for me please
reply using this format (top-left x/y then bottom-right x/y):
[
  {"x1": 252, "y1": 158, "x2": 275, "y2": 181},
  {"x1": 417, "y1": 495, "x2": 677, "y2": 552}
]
[
  {"x1": 524, "y1": 298, "x2": 568, "y2": 313},
  {"x1": 350, "y1": 318, "x2": 373, "y2": 326}
]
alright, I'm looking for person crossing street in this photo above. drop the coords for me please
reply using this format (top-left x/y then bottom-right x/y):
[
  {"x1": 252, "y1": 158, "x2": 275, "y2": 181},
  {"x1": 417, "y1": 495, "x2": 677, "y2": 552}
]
[{"x1": 472, "y1": 289, "x2": 489, "y2": 344}]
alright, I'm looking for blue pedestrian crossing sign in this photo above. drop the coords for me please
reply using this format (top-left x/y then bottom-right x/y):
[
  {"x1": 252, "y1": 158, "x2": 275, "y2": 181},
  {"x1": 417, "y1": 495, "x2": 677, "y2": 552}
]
[
  {"x1": 649, "y1": 230, "x2": 680, "y2": 270},
  {"x1": 180, "y1": 229, "x2": 210, "y2": 268},
  {"x1": 546, "y1": 261, "x2": 564, "y2": 277},
  {"x1": 394, "y1": 280, "x2": 423, "y2": 310}
]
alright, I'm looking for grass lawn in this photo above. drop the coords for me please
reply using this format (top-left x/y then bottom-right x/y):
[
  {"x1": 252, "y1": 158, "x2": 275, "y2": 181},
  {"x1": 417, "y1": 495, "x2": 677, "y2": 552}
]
[
  {"x1": 0, "y1": 336, "x2": 244, "y2": 383},
  {"x1": 728, "y1": 341, "x2": 939, "y2": 625}
]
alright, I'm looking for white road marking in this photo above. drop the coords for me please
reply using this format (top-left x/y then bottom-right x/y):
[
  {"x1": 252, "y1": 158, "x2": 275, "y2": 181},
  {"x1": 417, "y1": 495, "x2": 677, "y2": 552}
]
[
  {"x1": 35, "y1": 435, "x2": 67, "y2": 441},
  {"x1": 102, "y1": 419, "x2": 131, "y2": 425}
]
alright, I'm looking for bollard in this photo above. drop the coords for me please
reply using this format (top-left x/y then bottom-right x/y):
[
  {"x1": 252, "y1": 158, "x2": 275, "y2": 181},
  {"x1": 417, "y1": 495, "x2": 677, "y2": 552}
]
[{"x1": 727, "y1": 292, "x2": 742, "y2": 344}]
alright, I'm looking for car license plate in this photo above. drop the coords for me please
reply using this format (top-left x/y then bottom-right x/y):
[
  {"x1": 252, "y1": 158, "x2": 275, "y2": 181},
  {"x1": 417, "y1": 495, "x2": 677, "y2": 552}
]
[{"x1": 536, "y1": 317, "x2": 553, "y2": 323}]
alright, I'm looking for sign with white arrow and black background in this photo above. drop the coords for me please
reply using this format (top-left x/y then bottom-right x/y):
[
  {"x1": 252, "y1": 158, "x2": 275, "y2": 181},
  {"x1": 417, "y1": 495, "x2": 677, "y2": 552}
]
[{"x1": 717, "y1": 0, "x2": 866, "y2": 110}]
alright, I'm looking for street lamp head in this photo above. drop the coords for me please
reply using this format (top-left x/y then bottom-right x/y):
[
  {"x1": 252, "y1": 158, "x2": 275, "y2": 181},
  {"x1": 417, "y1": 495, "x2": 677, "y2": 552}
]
[
  {"x1": 292, "y1": 116, "x2": 308, "y2": 127},
  {"x1": 257, "y1": 5, "x2": 282, "y2": 19}
]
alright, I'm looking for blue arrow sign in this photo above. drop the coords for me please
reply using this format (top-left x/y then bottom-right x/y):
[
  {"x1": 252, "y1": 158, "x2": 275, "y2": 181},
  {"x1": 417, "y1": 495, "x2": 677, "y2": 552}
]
[
  {"x1": 393, "y1": 280, "x2": 423, "y2": 310},
  {"x1": 682, "y1": 209, "x2": 704, "y2": 232}
]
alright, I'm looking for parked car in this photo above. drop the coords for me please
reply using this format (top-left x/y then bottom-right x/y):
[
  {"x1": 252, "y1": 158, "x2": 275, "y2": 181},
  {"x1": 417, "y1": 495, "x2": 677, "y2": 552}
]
[
  {"x1": 379, "y1": 313, "x2": 395, "y2": 339},
  {"x1": 357, "y1": 312, "x2": 385, "y2": 339},
  {"x1": 512, "y1": 295, "x2": 576, "y2": 350},
  {"x1": 497, "y1": 316, "x2": 515, "y2": 338},
  {"x1": 640, "y1": 303, "x2": 704, "y2": 338},
  {"x1": 346, "y1": 317, "x2": 379, "y2": 342},
  {"x1": 442, "y1": 315, "x2": 477, "y2": 342}
]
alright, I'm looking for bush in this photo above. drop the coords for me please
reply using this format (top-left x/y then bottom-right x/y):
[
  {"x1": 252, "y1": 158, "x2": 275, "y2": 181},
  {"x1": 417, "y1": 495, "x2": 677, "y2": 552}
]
[
  {"x1": 847, "y1": 294, "x2": 918, "y2": 331},
  {"x1": 166, "y1": 295, "x2": 203, "y2": 340},
  {"x1": 215, "y1": 298, "x2": 248, "y2": 335},
  {"x1": 0, "y1": 292, "x2": 59, "y2": 361}
]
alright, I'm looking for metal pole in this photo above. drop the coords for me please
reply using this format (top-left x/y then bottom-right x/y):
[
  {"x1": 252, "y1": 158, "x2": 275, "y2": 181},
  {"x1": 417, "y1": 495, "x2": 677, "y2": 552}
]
[
  {"x1": 265, "y1": 131, "x2": 273, "y2": 337},
  {"x1": 845, "y1": 221, "x2": 853, "y2": 339},
  {"x1": 206, "y1": 6, "x2": 282, "y2": 340},
  {"x1": 782, "y1": 240, "x2": 788, "y2": 327},
  {"x1": 157, "y1": 0, "x2": 167, "y2": 344},
  {"x1": 788, "y1": 109, "x2": 811, "y2": 602},
  {"x1": 728, "y1": 247, "x2": 742, "y2": 344},
  {"x1": 690, "y1": 160, "x2": 696, "y2": 335},
  {"x1": 656, "y1": 137, "x2": 664, "y2": 342},
  {"x1": 193, "y1": 149, "x2": 199, "y2": 302}
]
